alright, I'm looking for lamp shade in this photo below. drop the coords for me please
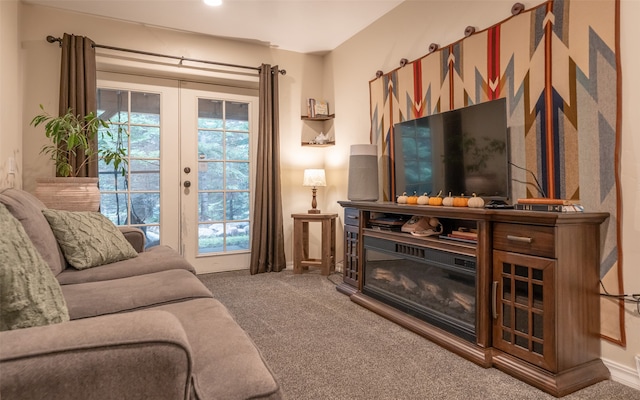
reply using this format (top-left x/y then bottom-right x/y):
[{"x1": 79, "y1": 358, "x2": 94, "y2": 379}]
[{"x1": 303, "y1": 169, "x2": 326, "y2": 187}]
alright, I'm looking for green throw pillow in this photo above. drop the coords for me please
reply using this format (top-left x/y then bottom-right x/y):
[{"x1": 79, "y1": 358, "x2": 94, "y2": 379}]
[
  {"x1": 0, "y1": 203, "x2": 70, "y2": 331},
  {"x1": 42, "y1": 209, "x2": 138, "y2": 270}
]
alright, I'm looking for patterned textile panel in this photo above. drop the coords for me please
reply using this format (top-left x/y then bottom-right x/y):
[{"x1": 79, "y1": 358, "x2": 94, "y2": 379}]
[
  {"x1": 557, "y1": 0, "x2": 621, "y2": 343},
  {"x1": 369, "y1": 0, "x2": 623, "y2": 343}
]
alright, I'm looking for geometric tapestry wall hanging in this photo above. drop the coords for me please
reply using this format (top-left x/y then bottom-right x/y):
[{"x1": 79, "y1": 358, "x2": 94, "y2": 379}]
[{"x1": 369, "y1": 0, "x2": 624, "y2": 344}]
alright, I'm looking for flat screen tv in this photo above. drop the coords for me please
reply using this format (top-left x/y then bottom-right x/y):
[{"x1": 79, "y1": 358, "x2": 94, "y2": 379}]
[{"x1": 393, "y1": 98, "x2": 509, "y2": 200}]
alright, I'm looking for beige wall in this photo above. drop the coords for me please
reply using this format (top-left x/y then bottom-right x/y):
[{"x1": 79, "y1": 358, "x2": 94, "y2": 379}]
[
  {"x1": 4, "y1": 0, "x2": 639, "y2": 386},
  {"x1": 326, "y1": 0, "x2": 640, "y2": 385},
  {"x1": 0, "y1": 0, "x2": 22, "y2": 189}
]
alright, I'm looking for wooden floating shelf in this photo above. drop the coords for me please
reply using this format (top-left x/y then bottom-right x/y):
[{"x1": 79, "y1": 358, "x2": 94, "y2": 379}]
[
  {"x1": 301, "y1": 114, "x2": 335, "y2": 121},
  {"x1": 301, "y1": 141, "x2": 335, "y2": 147}
]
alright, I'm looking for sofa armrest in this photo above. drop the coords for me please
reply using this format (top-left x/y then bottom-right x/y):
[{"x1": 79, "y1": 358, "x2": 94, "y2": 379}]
[
  {"x1": 0, "y1": 310, "x2": 192, "y2": 400},
  {"x1": 118, "y1": 226, "x2": 146, "y2": 252}
]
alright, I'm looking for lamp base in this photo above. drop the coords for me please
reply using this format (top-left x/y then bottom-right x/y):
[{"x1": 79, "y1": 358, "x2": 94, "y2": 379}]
[{"x1": 308, "y1": 209, "x2": 321, "y2": 214}]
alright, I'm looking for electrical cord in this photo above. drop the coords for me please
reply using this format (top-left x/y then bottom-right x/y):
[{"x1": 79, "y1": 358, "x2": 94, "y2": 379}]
[
  {"x1": 599, "y1": 280, "x2": 640, "y2": 314},
  {"x1": 509, "y1": 161, "x2": 547, "y2": 198},
  {"x1": 326, "y1": 271, "x2": 343, "y2": 286}
]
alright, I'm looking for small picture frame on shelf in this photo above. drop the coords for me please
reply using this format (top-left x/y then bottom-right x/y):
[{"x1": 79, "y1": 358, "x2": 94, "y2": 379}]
[{"x1": 314, "y1": 100, "x2": 329, "y2": 116}]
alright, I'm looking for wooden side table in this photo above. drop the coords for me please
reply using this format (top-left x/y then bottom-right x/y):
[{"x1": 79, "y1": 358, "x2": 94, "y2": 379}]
[{"x1": 291, "y1": 213, "x2": 337, "y2": 275}]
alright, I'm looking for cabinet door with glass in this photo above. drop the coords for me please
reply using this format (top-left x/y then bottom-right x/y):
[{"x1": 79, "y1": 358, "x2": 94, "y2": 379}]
[{"x1": 492, "y1": 250, "x2": 557, "y2": 372}]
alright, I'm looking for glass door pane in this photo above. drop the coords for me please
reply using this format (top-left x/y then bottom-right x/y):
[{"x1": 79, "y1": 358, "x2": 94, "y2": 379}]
[
  {"x1": 96, "y1": 72, "x2": 181, "y2": 252},
  {"x1": 197, "y1": 99, "x2": 250, "y2": 254}
]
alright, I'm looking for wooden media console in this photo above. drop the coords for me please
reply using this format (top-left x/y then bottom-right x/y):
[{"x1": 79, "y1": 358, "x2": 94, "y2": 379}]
[{"x1": 337, "y1": 200, "x2": 610, "y2": 397}]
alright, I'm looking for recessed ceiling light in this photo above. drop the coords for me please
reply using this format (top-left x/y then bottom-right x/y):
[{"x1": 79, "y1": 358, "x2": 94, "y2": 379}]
[{"x1": 204, "y1": 0, "x2": 222, "y2": 6}]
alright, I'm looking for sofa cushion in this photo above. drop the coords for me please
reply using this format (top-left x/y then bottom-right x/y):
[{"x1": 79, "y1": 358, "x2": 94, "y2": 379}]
[
  {"x1": 62, "y1": 269, "x2": 213, "y2": 319},
  {"x1": 0, "y1": 203, "x2": 69, "y2": 331},
  {"x1": 156, "y1": 298, "x2": 282, "y2": 400},
  {"x1": 42, "y1": 209, "x2": 138, "y2": 270},
  {"x1": 0, "y1": 188, "x2": 66, "y2": 275},
  {"x1": 0, "y1": 310, "x2": 193, "y2": 400},
  {"x1": 56, "y1": 245, "x2": 196, "y2": 285}
]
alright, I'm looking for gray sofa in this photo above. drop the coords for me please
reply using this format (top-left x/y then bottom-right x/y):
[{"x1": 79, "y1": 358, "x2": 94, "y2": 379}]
[{"x1": 0, "y1": 188, "x2": 282, "y2": 400}]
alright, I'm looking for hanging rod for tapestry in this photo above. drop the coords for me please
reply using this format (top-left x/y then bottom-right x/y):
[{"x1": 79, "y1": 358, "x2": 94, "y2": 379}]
[{"x1": 46, "y1": 35, "x2": 286, "y2": 75}]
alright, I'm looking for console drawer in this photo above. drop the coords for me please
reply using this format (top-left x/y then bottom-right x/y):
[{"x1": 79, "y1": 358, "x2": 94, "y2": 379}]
[
  {"x1": 493, "y1": 223, "x2": 555, "y2": 258},
  {"x1": 344, "y1": 207, "x2": 359, "y2": 226}
]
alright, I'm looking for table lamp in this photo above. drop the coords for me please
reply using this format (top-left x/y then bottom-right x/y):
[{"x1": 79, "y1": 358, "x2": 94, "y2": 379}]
[{"x1": 303, "y1": 169, "x2": 326, "y2": 214}]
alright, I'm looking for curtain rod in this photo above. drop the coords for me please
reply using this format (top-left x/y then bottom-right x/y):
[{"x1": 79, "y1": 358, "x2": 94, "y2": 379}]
[{"x1": 46, "y1": 35, "x2": 286, "y2": 75}]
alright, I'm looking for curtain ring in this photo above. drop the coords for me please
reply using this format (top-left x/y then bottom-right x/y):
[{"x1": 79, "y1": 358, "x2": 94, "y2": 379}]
[
  {"x1": 428, "y1": 43, "x2": 439, "y2": 53},
  {"x1": 399, "y1": 58, "x2": 409, "y2": 67},
  {"x1": 376, "y1": 70, "x2": 384, "y2": 79}
]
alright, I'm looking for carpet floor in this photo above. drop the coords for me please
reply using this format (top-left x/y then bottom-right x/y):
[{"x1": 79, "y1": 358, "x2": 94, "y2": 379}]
[{"x1": 198, "y1": 269, "x2": 639, "y2": 400}]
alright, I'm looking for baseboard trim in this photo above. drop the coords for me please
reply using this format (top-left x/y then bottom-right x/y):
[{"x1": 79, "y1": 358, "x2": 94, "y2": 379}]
[{"x1": 602, "y1": 357, "x2": 640, "y2": 390}]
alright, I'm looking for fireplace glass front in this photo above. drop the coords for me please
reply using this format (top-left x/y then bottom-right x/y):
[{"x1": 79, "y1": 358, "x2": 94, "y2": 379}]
[{"x1": 363, "y1": 236, "x2": 477, "y2": 342}]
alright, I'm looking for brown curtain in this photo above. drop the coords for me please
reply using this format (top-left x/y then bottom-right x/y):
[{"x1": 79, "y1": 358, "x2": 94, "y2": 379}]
[
  {"x1": 250, "y1": 64, "x2": 286, "y2": 274},
  {"x1": 58, "y1": 33, "x2": 98, "y2": 177}
]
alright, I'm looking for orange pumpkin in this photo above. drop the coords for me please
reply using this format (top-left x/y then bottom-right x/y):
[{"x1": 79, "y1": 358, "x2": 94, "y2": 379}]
[
  {"x1": 428, "y1": 190, "x2": 443, "y2": 206},
  {"x1": 407, "y1": 192, "x2": 419, "y2": 205},
  {"x1": 453, "y1": 194, "x2": 469, "y2": 207}
]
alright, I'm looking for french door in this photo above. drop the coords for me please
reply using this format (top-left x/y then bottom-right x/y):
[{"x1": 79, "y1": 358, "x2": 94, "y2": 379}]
[
  {"x1": 179, "y1": 81, "x2": 257, "y2": 273},
  {"x1": 97, "y1": 73, "x2": 257, "y2": 273}
]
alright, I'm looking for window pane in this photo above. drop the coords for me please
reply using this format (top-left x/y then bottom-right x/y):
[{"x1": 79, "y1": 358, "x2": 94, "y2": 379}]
[
  {"x1": 130, "y1": 193, "x2": 160, "y2": 224},
  {"x1": 226, "y1": 101, "x2": 249, "y2": 130},
  {"x1": 198, "y1": 99, "x2": 223, "y2": 129},
  {"x1": 98, "y1": 161, "x2": 128, "y2": 191},
  {"x1": 199, "y1": 223, "x2": 224, "y2": 253},
  {"x1": 131, "y1": 92, "x2": 160, "y2": 124},
  {"x1": 97, "y1": 89, "x2": 128, "y2": 123},
  {"x1": 226, "y1": 132, "x2": 249, "y2": 160},
  {"x1": 100, "y1": 193, "x2": 129, "y2": 225},
  {"x1": 226, "y1": 162, "x2": 249, "y2": 190},
  {"x1": 226, "y1": 222, "x2": 249, "y2": 251},
  {"x1": 199, "y1": 162, "x2": 223, "y2": 190},
  {"x1": 98, "y1": 125, "x2": 129, "y2": 155},
  {"x1": 130, "y1": 126, "x2": 160, "y2": 158},
  {"x1": 142, "y1": 225, "x2": 160, "y2": 248},
  {"x1": 198, "y1": 130, "x2": 223, "y2": 160},
  {"x1": 198, "y1": 192, "x2": 224, "y2": 222},
  {"x1": 130, "y1": 159, "x2": 160, "y2": 191},
  {"x1": 226, "y1": 192, "x2": 249, "y2": 220}
]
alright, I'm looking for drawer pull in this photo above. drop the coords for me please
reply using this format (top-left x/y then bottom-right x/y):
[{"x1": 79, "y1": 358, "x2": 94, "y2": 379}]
[
  {"x1": 506, "y1": 234, "x2": 533, "y2": 244},
  {"x1": 346, "y1": 215, "x2": 358, "y2": 219}
]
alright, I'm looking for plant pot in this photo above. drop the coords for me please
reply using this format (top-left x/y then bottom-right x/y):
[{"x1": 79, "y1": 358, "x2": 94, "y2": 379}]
[{"x1": 34, "y1": 177, "x2": 100, "y2": 212}]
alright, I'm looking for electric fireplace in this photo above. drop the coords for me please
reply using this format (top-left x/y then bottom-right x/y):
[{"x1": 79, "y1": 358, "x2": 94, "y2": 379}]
[{"x1": 363, "y1": 236, "x2": 477, "y2": 342}]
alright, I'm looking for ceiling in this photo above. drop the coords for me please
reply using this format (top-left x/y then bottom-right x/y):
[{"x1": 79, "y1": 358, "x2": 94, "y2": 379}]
[{"x1": 25, "y1": 0, "x2": 405, "y2": 54}]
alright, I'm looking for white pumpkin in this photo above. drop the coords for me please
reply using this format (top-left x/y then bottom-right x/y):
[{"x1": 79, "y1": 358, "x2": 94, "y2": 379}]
[
  {"x1": 442, "y1": 192, "x2": 455, "y2": 207},
  {"x1": 417, "y1": 192, "x2": 430, "y2": 205},
  {"x1": 397, "y1": 192, "x2": 408, "y2": 204},
  {"x1": 468, "y1": 193, "x2": 485, "y2": 208}
]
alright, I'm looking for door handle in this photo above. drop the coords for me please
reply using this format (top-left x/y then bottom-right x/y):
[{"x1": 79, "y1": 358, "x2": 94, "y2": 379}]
[
  {"x1": 492, "y1": 281, "x2": 499, "y2": 319},
  {"x1": 184, "y1": 180, "x2": 191, "y2": 188}
]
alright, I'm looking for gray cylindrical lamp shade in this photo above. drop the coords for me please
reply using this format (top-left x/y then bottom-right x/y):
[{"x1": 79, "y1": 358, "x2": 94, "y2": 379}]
[{"x1": 348, "y1": 144, "x2": 379, "y2": 201}]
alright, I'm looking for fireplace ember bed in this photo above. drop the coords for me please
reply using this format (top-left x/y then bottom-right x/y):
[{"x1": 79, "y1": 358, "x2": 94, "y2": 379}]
[{"x1": 364, "y1": 236, "x2": 477, "y2": 343}]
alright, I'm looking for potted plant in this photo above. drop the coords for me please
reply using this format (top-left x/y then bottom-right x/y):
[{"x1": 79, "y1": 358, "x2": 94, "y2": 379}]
[{"x1": 30, "y1": 105, "x2": 128, "y2": 212}]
